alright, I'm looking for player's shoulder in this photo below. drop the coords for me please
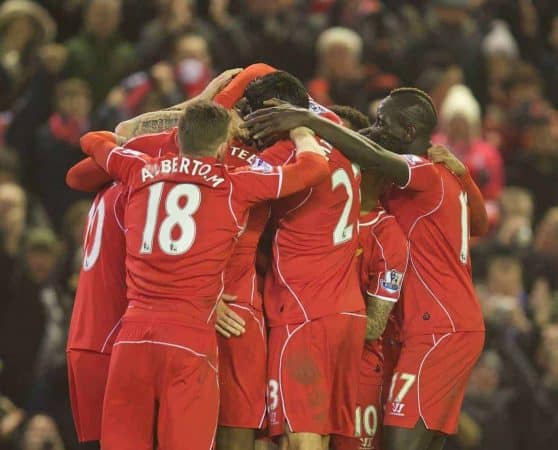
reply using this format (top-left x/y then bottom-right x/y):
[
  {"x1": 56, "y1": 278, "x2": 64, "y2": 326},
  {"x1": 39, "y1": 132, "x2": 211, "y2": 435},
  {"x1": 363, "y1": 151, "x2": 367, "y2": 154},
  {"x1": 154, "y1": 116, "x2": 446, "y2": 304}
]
[
  {"x1": 260, "y1": 139, "x2": 296, "y2": 165},
  {"x1": 401, "y1": 154, "x2": 434, "y2": 168},
  {"x1": 360, "y1": 207, "x2": 404, "y2": 239},
  {"x1": 125, "y1": 128, "x2": 178, "y2": 157}
]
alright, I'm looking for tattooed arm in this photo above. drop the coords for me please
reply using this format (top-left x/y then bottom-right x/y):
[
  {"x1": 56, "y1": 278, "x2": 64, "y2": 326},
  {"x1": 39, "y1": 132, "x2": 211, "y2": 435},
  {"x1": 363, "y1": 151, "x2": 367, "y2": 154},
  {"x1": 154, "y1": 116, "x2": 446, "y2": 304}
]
[
  {"x1": 115, "y1": 110, "x2": 182, "y2": 139},
  {"x1": 365, "y1": 296, "x2": 395, "y2": 341},
  {"x1": 115, "y1": 68, "x2": 243, "y2": 139}
]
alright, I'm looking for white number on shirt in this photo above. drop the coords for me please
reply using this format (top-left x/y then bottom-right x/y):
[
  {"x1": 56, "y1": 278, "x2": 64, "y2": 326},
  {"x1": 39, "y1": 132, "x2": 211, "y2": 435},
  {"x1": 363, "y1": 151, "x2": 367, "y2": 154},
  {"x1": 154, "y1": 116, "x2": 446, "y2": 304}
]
[
  {"x1": 332, "y1": 168, "x2": 354, "y2": 245},
  {"x1": 355, "y1": 405, "x2": 378, "y2": 437},
  {"x1": 388, "y1": 372, "x2": 417, "y2": 403},
  {"x1": 267, "y1": 379, "x2": 279, "y2": 412},
  {"x1": 83, "y1": 198, "x2": 105, "y2": 270},
  {"x1": 458, "y1": 191, "x2": 469, "y2": 264},
  {"x1": 141, "y1": 182, "x2": 201, "y2": 255}
]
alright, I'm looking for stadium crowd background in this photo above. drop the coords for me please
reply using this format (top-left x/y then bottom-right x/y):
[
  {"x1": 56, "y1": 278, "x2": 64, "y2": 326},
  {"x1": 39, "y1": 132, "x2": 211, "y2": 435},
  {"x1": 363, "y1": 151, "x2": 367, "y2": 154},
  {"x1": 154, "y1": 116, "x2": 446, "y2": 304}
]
[{"x1": 0, "y1": 0, "x2": 557, "y2": 448}]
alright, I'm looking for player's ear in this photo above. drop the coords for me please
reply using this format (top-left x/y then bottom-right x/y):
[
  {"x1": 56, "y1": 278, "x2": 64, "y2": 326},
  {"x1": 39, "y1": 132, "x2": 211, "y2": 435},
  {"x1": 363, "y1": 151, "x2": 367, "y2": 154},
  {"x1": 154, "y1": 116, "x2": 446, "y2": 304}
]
[{"x1": 404, "y1": 123, "x2": 416, "y2": 143}]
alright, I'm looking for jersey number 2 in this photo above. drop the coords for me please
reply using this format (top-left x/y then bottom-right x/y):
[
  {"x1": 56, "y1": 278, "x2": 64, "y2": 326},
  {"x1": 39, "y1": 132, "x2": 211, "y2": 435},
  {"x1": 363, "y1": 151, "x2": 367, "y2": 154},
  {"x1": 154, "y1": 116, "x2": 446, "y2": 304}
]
[
  {"x1": 332, "y1": 168, "x2": 354, "y2": 245},
  {"x1": 141, "y1": 182, "x2": 201, "y2": 255}
]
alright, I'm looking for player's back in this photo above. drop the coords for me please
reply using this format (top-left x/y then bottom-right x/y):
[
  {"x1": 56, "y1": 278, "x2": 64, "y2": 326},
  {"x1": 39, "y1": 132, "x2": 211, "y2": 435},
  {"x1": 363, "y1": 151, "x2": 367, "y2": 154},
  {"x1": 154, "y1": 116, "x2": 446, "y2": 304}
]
[
  {"x1": 67, "y1": 183, "x2": 127, "y2": 353},
  {"x1": 385, "y1": 156, "x2": 485, "y2": 338},
  {"x1": 222, "y1": 142, "x2": 269, "y2": 310},
  {"x1": 261, "y1": 140, "x2": 363, "y2": 326}
]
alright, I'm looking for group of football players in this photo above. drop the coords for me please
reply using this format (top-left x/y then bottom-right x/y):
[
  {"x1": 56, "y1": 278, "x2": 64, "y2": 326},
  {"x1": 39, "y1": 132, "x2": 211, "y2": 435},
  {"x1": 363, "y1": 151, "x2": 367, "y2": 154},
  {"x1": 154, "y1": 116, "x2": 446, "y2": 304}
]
[{"x1": 65, "y1": 63, "x2": 488, "y2": 450}]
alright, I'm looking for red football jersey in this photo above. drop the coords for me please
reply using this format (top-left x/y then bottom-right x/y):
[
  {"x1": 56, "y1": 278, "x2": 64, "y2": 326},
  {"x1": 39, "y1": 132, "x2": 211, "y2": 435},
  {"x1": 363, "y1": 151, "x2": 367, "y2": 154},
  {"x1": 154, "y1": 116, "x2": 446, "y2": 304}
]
[
  {"x1": 358, "y1": 207, "x2": 408, "y2": 358},
  {"x1": 66, "y1": 134, "x2": 175, "y2": 353},
  {"x1": 80, "y1": 133, "x2": 329, "y2": 328},
  {"x1": 222, "y1": 142, "x2": 270, "y2": 310},
  {"x1": 261, "y1": 139, "x2": 363, "y2": 326},
  {"x1": 384, "y1": 155, "x2": 485, "y2": 338},
  {"x1": 67, "y1": 183, "x2": 127, "y2": 353}
]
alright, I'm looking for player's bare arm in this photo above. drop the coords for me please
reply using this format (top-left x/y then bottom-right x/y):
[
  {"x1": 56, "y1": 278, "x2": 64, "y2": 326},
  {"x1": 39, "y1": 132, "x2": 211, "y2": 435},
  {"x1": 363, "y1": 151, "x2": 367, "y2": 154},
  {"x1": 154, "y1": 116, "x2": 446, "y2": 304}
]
[
  {"x1": 243, "y1": 103, "x2": 410, "y2": 186},
  {"x1": 365, "y1": 296, "x2": 395, "y2": 341},
  {"x1": 115, "y1": 68, "x2": 243, "y2": 138}
]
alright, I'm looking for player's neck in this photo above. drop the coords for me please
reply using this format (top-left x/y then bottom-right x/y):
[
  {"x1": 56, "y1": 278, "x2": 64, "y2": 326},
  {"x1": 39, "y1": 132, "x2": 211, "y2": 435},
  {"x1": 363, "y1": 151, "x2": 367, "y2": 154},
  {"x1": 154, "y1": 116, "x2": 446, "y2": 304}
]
[
  {"x1": 360, "y1": 196, "x2": 379, "y2": 216},
  {"x1": 406, "y1": 138, "x2": 430, "y2": 157}
]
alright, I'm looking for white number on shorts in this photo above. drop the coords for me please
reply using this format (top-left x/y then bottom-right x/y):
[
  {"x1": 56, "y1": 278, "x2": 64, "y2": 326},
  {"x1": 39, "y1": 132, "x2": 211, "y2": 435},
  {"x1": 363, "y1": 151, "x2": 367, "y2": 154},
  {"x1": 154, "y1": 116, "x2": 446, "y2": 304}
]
[
  {"x1": 332, "y1": 168, "x2": 355, "y2": 245},
  {"x1": 355, "y1": 405, "x2": 378, "y2": 438},
  {"x1": 458, "y1": 191, "x2": 469, "y2": 264},
  {"x1": 267, "y1": 379, "x2": 279, "y2": 412},
  {"x1": 83, "y1": 197, "x2": 105, "y2": 270},
  {"x1": 388, "y1": 372, "x2": 417, "y2": 403},
  {"x1": 141, "y1": 182, "x2": 201, "y2": 255}
]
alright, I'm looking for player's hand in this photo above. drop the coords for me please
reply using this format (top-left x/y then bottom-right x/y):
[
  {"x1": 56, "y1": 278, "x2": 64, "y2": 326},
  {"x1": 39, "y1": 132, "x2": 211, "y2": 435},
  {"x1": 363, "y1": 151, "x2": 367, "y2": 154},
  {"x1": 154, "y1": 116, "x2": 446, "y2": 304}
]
[
  {"x1": 200, "y1": 68, "x2": 243, "y2": 101},
  {"x1": 215, "y1": 296, "x2": 246, "y2": 338},
  {"x1": 242, "y1": 100, "x2": 312, "y2": 140},
  {"x1": 428, "y1": 145, "x2": 467, "y2": 176}
]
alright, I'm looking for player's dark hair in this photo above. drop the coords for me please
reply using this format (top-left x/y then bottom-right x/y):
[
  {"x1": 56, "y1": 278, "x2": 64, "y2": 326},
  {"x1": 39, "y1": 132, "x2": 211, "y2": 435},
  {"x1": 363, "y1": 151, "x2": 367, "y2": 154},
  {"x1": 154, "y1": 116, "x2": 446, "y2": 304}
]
[
  {"x1": 329, "y1": 105, "x2": 371, "y2": 131},
  {"x1": 244, "y1": 71, "x2": 310, "y2": 112},
  {"x1": 178, "y1": 100, "x2": 231, "y2": 156},
  {"x1": 389, "y1": 87, "x2": 438, "y2": 137}
]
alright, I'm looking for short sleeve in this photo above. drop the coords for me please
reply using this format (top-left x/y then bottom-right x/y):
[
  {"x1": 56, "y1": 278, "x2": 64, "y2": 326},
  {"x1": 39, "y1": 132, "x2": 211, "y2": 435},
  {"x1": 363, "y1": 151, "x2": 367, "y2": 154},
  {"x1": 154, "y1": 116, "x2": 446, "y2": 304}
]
[
  {"x1": 398, "y1": 154, "x2": 437, "y2": 192},
  {"x1": 106, "y1": 147, "x2": 151, "y2": 185},
  {"x1": 366, "y1": 217, "x2": 408, "y2": 302},
  {"x1": 229, "y1": 161, "x2": 283, "y2": 209}
]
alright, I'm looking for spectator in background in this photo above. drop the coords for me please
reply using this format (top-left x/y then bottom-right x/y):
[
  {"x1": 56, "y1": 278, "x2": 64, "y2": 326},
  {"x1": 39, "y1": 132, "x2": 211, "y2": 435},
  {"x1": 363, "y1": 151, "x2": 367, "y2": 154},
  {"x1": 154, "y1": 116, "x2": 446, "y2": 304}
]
[
  {"x1": 0, "y1": 0, "x2": 56, "y2": 110},
  {"x1": 408, "y1": 0, "x2": 485, "y2": 103},
  {"x1": 326, "y1": 0, "x2": 408, "y2": 76},
  {"x1": 0, "y1": 182, "x2": 26, "y2": 291},
  {"x1": 137, "y1": 0, "x2": 216, "y2": 69},
  {"x1": 446, "y1": 351, "x2": 518, "y2": 450},
  {"x1": 236, "y1": 0, "x2": 321, "y2": 80},
  {"x1": 30, "y1": 78, "x2": 93, "y2": 231},
  {"x1": 98, "y1": 32, "x2": 213, "y2": 129},
  {"x1": 538, "y1": 14, "x2": 558, "y2": 108},
  {"x1": 433, "y1": 84, "x2": 504, "y2": 210},
  {"x1": 0, "y1": 146, "x2": 20, "y2": 184},
  {"x1": 506, "y1": 99, "x2": 558, "y2": 223},
  {"x1": 64, "y1": 0, "x2": 136, "y2": 105},
  {"x1": 308, "y1": 26, "x2": 398, "y2": 112}
]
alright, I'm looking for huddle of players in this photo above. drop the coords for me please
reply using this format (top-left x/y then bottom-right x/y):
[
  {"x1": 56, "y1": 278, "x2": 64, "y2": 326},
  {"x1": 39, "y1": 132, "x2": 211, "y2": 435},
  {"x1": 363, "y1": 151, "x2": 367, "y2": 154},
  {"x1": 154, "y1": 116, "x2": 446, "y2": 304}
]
[{"x1": 65, "y1": 63, "x2": 488, "y2": 450}]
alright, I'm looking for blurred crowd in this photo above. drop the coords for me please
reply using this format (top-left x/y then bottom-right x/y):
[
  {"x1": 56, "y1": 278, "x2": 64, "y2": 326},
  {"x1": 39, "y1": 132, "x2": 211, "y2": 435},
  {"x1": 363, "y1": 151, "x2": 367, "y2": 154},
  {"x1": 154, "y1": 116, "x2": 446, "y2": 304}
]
[{"x1": 0, "y1": 0, "x2": 557, "y2": 449}]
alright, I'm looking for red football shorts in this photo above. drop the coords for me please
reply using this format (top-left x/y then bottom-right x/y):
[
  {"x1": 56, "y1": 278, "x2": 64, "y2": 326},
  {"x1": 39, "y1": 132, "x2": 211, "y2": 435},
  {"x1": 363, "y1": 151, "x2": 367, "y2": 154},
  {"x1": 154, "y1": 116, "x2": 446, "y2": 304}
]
[
  {"x1": 331, "y1": 347, "x2": 384, "y2": 450},
  {"x1": 218, "y1": 304, "x2": 267, "y2": 429},
  {"x1": 101, "y1": 314, "x2": 219, "y2": 450},
  {"x1": 384, "y1": 331, "x2": 484, "y2": 434},
  {"x1": 67, "y1": 350, "x2": 110, "y2": 442},
  {"x1": 267, "y1": 312, "x2": 366, "y2": 437},
  {"x1": 382, "y1": 335, "x2": 402, "y2": 406}
]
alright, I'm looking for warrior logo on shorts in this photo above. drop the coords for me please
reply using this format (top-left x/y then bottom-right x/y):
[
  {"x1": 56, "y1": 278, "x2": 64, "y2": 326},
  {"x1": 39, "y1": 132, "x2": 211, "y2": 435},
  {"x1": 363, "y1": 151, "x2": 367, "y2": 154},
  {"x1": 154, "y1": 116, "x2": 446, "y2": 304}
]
[
  {"x1": 358, "y1": 437, "x2": 374, "y2": 450},
  {"x1": 381, "y1": 270, "x2": 403, "y2": 293},
  {"x1": 390, "y1": 402, "x2": 405, "y2": 416}
]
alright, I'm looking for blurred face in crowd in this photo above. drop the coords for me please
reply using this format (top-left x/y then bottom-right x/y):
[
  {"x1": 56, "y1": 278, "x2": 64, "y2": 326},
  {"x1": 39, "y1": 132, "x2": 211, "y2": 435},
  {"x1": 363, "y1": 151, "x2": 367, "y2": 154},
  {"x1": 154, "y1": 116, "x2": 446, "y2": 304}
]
[
  {"x1": 433, "y1": 5, "x2": 469, "y2": 26},
  {"x1": 321, "y1": 43, "x2": 360, "y2": 80},
  {"x1": 522, "y1": 122, "x2": 556, "y2": 155},
  {"x1": 85, "y1": 0, "x2": 122, "y2": 40},
  {"x1": 467, "y1": 353, "x2": 501, "y2": 396},
  {"x1": 487, "y1": 256, "x2": 523, "y2": 297},
  {"x1": 55, "y1": 81, "x2": 92, "y2": 121},
  {"x1": 174, "y1": 35, "x2": 211, "y2": 67},
  {"x1": 159, "y1": 0, "x2": 193, "y2": 24},
  {"x1": 534, "y1": 208, "x2": 558, "y2": 255},
  {"x1": 245, "y1": 0, "x2": 280, "y2": 15},
  {"x1": 25, "y1": 247, "x2": 58, "y2": 284},
  {"x1": 2, "y1": 15, "x2": 37, "y2": 52},
  {"x1": 445, "y1": 114, "x2": 473, "y2": 145},
  {"x1": 0, "y1": 182, "x2": 26, "y2": 235}
]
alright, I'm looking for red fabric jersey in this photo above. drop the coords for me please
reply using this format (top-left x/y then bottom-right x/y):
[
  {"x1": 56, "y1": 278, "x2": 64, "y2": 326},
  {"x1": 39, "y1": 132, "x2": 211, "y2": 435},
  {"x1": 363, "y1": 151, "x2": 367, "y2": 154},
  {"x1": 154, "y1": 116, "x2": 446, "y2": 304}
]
[
  {"x1": 222, "y1": 142, "x2": 269, "y2": 310},
  {"x1": 66, "y1": 134, "x2": 175, "y2": 353},
  {"x1": 67, "y1": 183, "x2": 127, "y2": 353},
  {"x1": 358, "y1": 207, "x2": 408, "y2": 359},
  {"x1": 80, "y1": 132, "x2": 329, "y2": 329},
  {"x1": 384, "y1": 155, "x2": 485, "y2": 338},
  {"x1": 261, "y1": 139, "x2": 363, "y2": 326}
]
